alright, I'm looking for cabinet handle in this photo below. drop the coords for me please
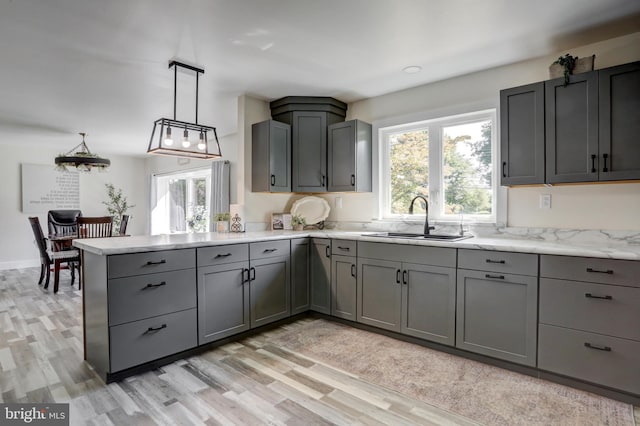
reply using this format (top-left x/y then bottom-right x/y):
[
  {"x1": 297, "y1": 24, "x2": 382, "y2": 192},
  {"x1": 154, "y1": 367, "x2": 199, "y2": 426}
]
[
  {"x1": 586, "y1": 268, "x2": 613, "y2": 275},
  {"x1": 271, "y1": 174, "x2": 276, "y2": 186},
  {"x1": 321, "y1": 175, "x2": 326, "y2": 187},
  {"x1": 215, "y1": 253, "x2": 232, "y2": 259},
  {"x1": 146, "y1": 324, "x2": 167, "y2": 333},
  {"x1": 146, "y1": 259, "x2": 166, "y2": 266},
  {"x1": 396, "y1": 269, "x2": 401, "y2": 284},
  {"x1": 325, "y1": 245, "x2": 330, "y2": 258},
  {"x1": 337, "y1": 246, "x2": 350, "y2": 251},
  {"x1": 242, "y1": 268, "x2": 249, "y2": 283},
  {"x1": 351, "y1": 264, "x2": 356, "y2": 278},
  {"x1": 585, "y1": 293, "x2": 613, "y2": 300},
  {"x1": 402, "y1": 270, "x2": 408, "y2": 285},
  {"x1": 263, "y1": 248, "x2": 278, "y2": 253},
  {"x1": 602, "y1": 153, "x2": 609, "y2": 173},
  {"x1": 350, "y1": 174, "x2": 355, "y2": 186},
  {"x1": 485, "y1": 274, "x2": 505, "y2": 280},
  {"x1": 502, "y1": 161, "x2": 507, "y2": 178},
  {"x1": 485, "y1": 259, "x2": 505, "y2": 264},
  {"x1": 584, "y1": 342, "x2": 611, "y2": 352},
  {"x1": 250, "y1": 267, "x2": 256, "y2": 281},
  {"x1": 590, "y1": 154, "x2": 597, "y2": 173},
  {"x1": 144, "y1": 281, "x2": 166, "y2": 289}
]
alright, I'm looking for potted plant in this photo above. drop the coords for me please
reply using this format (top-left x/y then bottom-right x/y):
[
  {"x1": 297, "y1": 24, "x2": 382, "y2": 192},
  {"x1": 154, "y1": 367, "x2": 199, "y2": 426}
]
[
  {"x1": 102, "y1": 183, "x2": 135, "y2": 234},
  {"x1": 214, "y1": 212, "x2": 230, "y2": 232},
  {"x1": 549, "y1": 53, "x2": 595, "y2": 86},
  {"x1": 291, "y1": 214, "x2": 306, "y2": 231}
]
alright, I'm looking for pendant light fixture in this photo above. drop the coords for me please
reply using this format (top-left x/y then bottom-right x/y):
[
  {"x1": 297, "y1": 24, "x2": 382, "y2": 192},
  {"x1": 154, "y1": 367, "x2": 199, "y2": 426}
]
[
  {"x1": 147, "y1": 60, "x2": 222, "y2": 159},
  {"x1": 55, "y1": 132, "x2": 111, "y2": 172}
]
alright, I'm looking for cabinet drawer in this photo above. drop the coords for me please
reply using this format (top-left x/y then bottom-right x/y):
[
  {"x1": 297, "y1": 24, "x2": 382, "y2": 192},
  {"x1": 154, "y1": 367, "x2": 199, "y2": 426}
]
[
  {"x1": 108, "y1": 249, "x2": 195, "y2": 279},
  {"x1": 540, "y1": 255, "x2": 640, "y2": 287},
  {"x1": 358, "y1": 242, "x2": 456, "y2": 268},
  {"x1": 250, "y1": 240, "x2": 290, "y2": 260},
  {"x1": 110, "y1": 308, "x2": 197, "y2": 372},
  {"x1": 197, "y1": 244, "x2": 248, "y2": 267},
  {"x1": 538, "y1": 324, "x2": 640, "y2": 395},
  {"x1": 108, "y1": 269, "x2": 197, "y2": 326},
  {"x1": 540, "y1": 278, "x2": 640, "y2": 341},
  {"x1": 458, "y1": 249, "x2": 538, "y2": 276},
  {"x1": 332, "y1": 239, "x2": 356, "y2": 256}
]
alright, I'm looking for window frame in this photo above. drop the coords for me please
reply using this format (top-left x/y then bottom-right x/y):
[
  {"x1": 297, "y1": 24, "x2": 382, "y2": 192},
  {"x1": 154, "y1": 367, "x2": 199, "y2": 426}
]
[{"x1": 380, "y1": 109, "x2": 497, "y2": 223}]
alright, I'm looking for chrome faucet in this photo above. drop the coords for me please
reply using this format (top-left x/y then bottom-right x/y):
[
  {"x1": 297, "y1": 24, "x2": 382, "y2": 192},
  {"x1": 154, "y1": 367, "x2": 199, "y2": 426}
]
[{"x1": 408, "y1": 195, "x2": 435, "y2": 235}]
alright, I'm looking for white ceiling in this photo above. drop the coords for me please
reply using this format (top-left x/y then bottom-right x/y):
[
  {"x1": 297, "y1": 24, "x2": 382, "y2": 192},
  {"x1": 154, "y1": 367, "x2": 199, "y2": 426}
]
[{"x1": 1, "y1": 0, "x2": 639, "y2": 156}]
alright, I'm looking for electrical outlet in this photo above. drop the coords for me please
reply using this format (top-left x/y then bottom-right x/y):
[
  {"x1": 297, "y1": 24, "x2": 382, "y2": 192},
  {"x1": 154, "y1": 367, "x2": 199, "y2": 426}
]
[{"x1": 539, "y1": 194, "x2": 551, "y2": 209}]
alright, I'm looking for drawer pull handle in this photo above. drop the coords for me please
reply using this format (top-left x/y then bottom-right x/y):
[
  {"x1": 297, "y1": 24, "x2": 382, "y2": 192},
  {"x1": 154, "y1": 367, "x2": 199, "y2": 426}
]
[
  {"x1": 263, "y1": 248, "x2": 278, "y2": 253},
  {"x1": 485, "y1": 274, "x2": 505, "y2": 280},
  {"x1": 586, "y1": 268, "x2": 613, "y2": 274},
  {"x1": 144, "y1": 281, "x2": 166, "y2": 289},
  {"x1": 486, "y1": 259, "x2": 505, "y2": 264},
  {"x1": 146, "y1": 260, "x2": 167, "y2": 266},
  {"x1": 146, "y1": 324, "x2": 167, "y2": 333},
  {"x1": 338, "y1": 246, "x2": 350, "y2": 251},
  {"x1": 215, "y1": 253, "x2": 232, "y2": 259},
  {"x1": 585, "y1": 293, "x2": 612, "y2": 300},
  {"x1": 584, "y1": 342, "x2": 611, "y2": 352}
]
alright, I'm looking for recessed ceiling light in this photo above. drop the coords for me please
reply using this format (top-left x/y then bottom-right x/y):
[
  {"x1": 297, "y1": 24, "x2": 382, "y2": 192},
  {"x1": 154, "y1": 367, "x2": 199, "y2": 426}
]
[{"x1": 403, "y1": 66, "x2": 422, "y2": 74}]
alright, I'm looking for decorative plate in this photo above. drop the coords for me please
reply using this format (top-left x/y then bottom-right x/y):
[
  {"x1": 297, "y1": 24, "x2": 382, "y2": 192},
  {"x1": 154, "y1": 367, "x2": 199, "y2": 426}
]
[{"x1": 291, "y1": 196, "x2": 330, "y2": 225}]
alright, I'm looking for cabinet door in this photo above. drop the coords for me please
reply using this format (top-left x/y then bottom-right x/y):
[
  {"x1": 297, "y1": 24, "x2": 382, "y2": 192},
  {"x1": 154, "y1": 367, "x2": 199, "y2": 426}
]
[
  {"x1": 310, "y1": 239, "x2": 331, "y2": 314},
  {"x1": 290, "y1": 238, "x2": 310, "y2": 315},
  {"x1": 197, "y1": 262, "x2": 249, "y2": 344},
  {"x1": 357, "y1": 258, "x2": 402, "y2": 332},
  {"x1": 401, "y1": 263, "x2": 456, "y2": 346},
  {"x1": 545, "y1": 72, "x2": 599, "y2": 183},
  {"x1": 327, "y1": 120, "x2": 372, "y2": 192},
  {"x1": 456, "y1": 270, "x2": 538, "y2": 366},
  {"x1": 500, "y1": 82, "x2": 545, "y2": 185},
  {"x1": 292, "y1": 111, "x2": 327, "y2": 192},
  {"x1": 331, "y1": 255, "x2": 357, "y2": 321},
  {"x1": 251, "y1": 120, "x2": 291, "y2": 192},
  {"x1": 598, "y1": 61, "x2": 640, "y2": 181},
  {"x1": 250, "y1": 256, "x2": 290, "y2": 328}
]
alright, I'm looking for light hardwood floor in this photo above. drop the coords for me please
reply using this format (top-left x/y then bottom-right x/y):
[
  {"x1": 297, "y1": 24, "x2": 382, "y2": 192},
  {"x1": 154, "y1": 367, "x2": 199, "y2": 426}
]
[{"x1": 0, "y1": 268, "x2": 638, "y2": 425}]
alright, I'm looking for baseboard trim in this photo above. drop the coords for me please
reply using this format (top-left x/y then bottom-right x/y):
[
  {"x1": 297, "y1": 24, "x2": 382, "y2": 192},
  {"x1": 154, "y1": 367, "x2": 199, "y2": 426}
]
[{"x1": 0, "y1": 259, "x2": 40, "y2": 270}]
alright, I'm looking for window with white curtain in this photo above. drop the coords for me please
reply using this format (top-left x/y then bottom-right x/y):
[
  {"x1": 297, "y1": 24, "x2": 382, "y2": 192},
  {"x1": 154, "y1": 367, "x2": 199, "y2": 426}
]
[{"x1": 151, "y1": 168, "x2": 211, "y2": 235}]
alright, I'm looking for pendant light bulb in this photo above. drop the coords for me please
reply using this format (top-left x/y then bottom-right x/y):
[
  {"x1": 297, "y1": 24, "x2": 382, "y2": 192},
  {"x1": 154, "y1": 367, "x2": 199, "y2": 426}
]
[
  {"x1": 181, "y1": 128, "x2": 190, "y2": 148},
  {"x1": 197, "y1": 131, "x2": 206, "y2": 150},
  {"x1": 163, "y1": 126, "x2": 173, "y2": 146}
]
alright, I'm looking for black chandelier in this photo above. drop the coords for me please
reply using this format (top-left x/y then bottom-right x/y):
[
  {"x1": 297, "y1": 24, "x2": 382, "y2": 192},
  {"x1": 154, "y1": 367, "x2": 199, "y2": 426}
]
[
  {"x1": 55, "y1": 132, "x2": 111, "y2": 172},
  {"x1": 147, "y1": 61, "x2": 222, "y2": 159}
]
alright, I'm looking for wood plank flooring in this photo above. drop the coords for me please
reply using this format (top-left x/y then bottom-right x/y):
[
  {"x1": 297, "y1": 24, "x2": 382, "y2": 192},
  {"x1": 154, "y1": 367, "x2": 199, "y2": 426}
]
[{"x1": 0, "y1": 267, "x2": 638, "y2": 425}]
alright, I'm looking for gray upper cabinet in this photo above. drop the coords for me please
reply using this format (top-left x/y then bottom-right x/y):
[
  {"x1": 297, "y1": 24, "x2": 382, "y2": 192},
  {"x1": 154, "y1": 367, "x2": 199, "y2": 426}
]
[
  {"x1": 545, "y1": 71, "x2": 599, "y2": 183},
  {"x1": 309, "y1": 238, "x2": 331, "y2": 314},
  {"x1": 290, "y1": 238, "x2": 310, "y2": 315},
  {"x1": 327, "y1": 120, "x2": 372, "y2": 192},
  {"x1": 252, "y1": 120, "x2": 291, "y2": 192},
  {"x1": 598, "y1": 61, "x2": 640, "y2": 181},
  {"x1": 500, "y1": 82, "x2": 545, "y2": 185}
]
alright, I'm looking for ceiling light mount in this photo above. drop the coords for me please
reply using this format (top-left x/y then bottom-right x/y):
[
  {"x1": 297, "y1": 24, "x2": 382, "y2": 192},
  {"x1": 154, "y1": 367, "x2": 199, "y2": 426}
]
[
  {"x1": 55, "y1": 132, "x2": 111, "y2": 172},
  {"x1": 147, "y1": 60, "x2": 222, "y2": 159}
]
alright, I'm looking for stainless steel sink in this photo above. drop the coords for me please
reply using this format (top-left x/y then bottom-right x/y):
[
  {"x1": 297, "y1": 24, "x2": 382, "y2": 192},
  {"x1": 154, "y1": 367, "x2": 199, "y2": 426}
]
[{"x1": 365, "y1": 232, "x2": 472, "y2": 241}]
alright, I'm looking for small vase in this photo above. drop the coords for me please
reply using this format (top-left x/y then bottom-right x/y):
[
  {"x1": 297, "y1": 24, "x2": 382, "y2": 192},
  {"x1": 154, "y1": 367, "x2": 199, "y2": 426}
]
[
  {"x1": 216, "y1": 221, "x2": 229, "y2": 233},
  {"x1": 294, "y1": 224, "x2": 304, "y2": 231}
]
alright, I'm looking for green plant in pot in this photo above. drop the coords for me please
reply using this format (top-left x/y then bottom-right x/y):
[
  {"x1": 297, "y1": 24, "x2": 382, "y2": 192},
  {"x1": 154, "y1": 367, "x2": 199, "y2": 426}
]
[
  {"x1": 552, "y1": 53, "x2": 577, "y2": 86},
  {"x1": 291, "y1": 214, "x2": 306, "y2": 231},
  {"x1": 214, "y1": 212, "x2": 230, "y2": 232},
  {"x1": 102, "y1": 183, "x2": 135, "y2": 233}
]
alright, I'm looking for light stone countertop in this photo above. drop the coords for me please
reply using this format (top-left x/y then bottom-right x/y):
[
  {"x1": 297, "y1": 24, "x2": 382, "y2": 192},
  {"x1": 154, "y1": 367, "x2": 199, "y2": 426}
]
[{"x1": 73, "y1": 230, "x2": 640, "y2": 261}]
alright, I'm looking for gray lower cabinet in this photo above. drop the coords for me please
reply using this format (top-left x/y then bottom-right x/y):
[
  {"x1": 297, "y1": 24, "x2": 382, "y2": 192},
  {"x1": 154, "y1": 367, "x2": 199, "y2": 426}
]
[
  {"x1": 291, "y1": 238, "x2": 310, "y2": 315},
  {"x1": 250, "y1": 255, "x2": 290, "y2": 327},
  {"x1": 331, "y1": 254, "x2": 357, "y2": 321},
  {"x1": 310, "y1": 238, "x2": 331, "y2": 314},
  {"x1": 251, "y1": 120, "x2": 291, "y2": 192},
  {"x1": 500, "y1": 82, "x2": 545, "y2": 185},
  {"x1": 456, "y1": 250, "x2": 538, "y2": 366},
  {"x1": 327, "y1": 120, "x2": 372, "y2": 192},
  {"x1": 357, "y1": 258, "x2": 402, "y2": 331},
  {"x1": 538, "y1": 255, "x2": 640, "y2": 395}
]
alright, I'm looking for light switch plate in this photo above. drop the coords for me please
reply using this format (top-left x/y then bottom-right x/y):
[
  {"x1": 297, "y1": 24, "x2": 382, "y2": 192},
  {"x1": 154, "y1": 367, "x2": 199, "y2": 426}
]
[
  {"x1": 335, "y1": 197, "x2": 343, "y2": 209},
  {"x1": 540, "y1": 194, "x2": 551, "y2": 209}
]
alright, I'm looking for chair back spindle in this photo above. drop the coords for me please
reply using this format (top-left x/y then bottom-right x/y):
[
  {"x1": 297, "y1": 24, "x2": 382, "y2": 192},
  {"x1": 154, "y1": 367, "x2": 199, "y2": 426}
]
[{"x1": 77, "y1": 216, "x2": 114, "y2": 238}]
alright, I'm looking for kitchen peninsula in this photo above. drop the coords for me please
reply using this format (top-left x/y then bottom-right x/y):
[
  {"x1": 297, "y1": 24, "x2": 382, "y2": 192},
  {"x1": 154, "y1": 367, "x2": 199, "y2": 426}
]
[{"x1": 74, "y1": 230, "x2": 640, "y2": 404}]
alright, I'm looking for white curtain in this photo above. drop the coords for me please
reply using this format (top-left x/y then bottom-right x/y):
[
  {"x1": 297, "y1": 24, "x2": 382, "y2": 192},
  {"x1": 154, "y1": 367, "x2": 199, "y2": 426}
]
[{"x1": 210, "y1": 160, "x2": 230, "y2": 230}]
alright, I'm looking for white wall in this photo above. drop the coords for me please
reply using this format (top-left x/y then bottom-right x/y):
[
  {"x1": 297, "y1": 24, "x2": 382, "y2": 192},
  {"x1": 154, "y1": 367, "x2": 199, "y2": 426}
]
[
  {"x1": 341, "y1": 31, "x2": 640, "y2": 231},
  {"x1": 0, "y1": 144, "x2": 148, "y2": 269}
]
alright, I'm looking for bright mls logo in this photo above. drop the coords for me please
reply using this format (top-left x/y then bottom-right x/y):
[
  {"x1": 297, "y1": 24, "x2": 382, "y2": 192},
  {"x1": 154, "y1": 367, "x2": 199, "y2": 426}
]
[{"x1": 1, "y1": 404, "x2": 69, "y2": 425}]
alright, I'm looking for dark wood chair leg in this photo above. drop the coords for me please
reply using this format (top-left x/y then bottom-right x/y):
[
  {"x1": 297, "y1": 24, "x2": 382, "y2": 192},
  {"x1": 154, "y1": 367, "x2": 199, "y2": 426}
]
[
  {"x1": 70, "y1": 262, "x2": 75, "y2": 286},
  {"x1": 54, "y1": 259, "x2": 61, "y2": 293},
  {"x1": 38, "y1": 264, "x2": 45, "y2": 285},
  {"x1": 44, "y1": 264, "x2": 51, "y2": 289}
]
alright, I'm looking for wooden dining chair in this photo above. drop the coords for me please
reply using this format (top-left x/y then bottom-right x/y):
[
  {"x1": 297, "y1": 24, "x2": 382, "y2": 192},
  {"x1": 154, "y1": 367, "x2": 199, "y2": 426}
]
[
  {"x1": 77, "y1": 216, "x2": 114, "y2": 238},
  {"x1": 29, "y1": 217, "x2": 80, "y2": 293}
]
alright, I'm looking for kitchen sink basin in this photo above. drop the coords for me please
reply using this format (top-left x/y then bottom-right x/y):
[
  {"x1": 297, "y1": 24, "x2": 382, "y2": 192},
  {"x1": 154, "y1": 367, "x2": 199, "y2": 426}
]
[{"x1": 365, "y1": 232, "x2": 472, "y2": 241}]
